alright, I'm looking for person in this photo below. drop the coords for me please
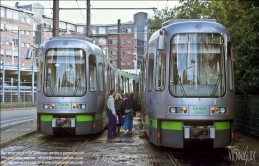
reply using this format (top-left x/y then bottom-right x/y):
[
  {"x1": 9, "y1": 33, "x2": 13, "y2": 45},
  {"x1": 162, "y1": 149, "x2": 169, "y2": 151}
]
[
  {"x1": 128, "y1": 92, "x2": 135, "y2": 131},
  {"x1": 115, "y1": 93, "x2": 124, "y2": 134},
  {"x1": 106, "y1": 89, "x2": 118, "y2": 138},
  {"x1": 123, "y1": 93, "x2": 134, "y2": 134}
]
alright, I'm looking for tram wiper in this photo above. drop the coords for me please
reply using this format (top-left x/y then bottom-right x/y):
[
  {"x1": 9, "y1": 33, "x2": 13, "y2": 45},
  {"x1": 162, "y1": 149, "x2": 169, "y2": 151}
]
[
  {"x1": 178, "y1": 76, "x2": 186, "y2": 97},
  {"x1": 73, "y1": 78, "x2": 81, "y2": 96},
  {"x1": 211, "y1": 74, "x2": 222, "y2": 96}
]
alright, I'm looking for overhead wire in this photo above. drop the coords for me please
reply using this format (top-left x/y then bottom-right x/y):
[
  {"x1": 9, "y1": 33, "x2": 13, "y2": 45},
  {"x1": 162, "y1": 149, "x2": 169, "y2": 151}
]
[{"x1": 75, "y1": 0, "x2": 86, "y2": 22}]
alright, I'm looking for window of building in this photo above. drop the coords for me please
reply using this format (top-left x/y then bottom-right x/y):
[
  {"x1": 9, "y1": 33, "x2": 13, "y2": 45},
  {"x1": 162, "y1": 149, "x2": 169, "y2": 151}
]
[
  {"x1": 121, "y1": 28, "x2": 126, "y2": 33},
  {"x1": 6, "y1": 38, "x2": 18, "y2": 46},
  {"x1": 98, "y1": 38, "x2": 106, "y2": 45},
  {"x1": 13, "y1": 11, "x2": 19, "y2": 20},
  {"x1": 27, "y1": 31, "x2": 30, "y2": 35},
  {"x1": 27, "y1": 43, "x2": 30, "y2": 48},
  {"x1": 21, "y1": 17, "x2": 25, "y2": 22},
  {"x1": 27, "y1": 17, "x2": 31, "y2": 24},
  {"x1": 91, "y1": 27, "x2": 96, "y2": 35},
  {"x1": 1, "y1": 23, "x2": 4, "y2": 30},
  {"x1": 21, "y1": 31, "x2": 24, "y2": 34},
  {"x1": 127, "y1": 50, "x2": 131, "y2": 54},
  {"x1": 108, "y1": 38, "x2": 118, "y2": 44},
  {"x1": 6, "y1": 9, "x2": 12, "y2": 19},
  {"x1": 107, "y1": 26, "x2": 117, "y2": 34},
  {"x1": 127, "y1": 39, "x2": 131, "y2": 43},
  {"x1": 21, "y1": 42, "x2": 25, "y2": 47},
  {"x1": 112, "y1": 48, "x2": 118, "y2": 55},
  {"x1": 127, "y1": 61, "x2": 131, "y2": 65},
  {"x1": 6, "y1": 50, "x2": 12, "y2": 58},
  {"x1": 121, "y1": 61, "x2": 126, "y2": 65},
  {"x1": 77, "y1": 26, "x2": 84, "y2": 34},
  {"x1": 111, "y1": 60, "x2": 117, "y2": 66},
  {"x1": 1, "y1": 7, "x2": 4, "y2": 18},
  {"x1": 122, "y1": 40, "x2": 125, "y2": 44},
  {"x1": 89, "y1": 54, "x2": 97, "y2": 91},
  {"x1": 127, "y1": 27, "x2": 131, "y2": 33},
  {"x1": 13, "y1": 26, "x2": 18, "y2": 33},
  {"x1": 99, "y1": 27, "x2": 106, "y2": 34},
  {"x1": 59, "y1": 22, "x2": 66, "y2": 29},
  {"x1": 0, "y1": 49, "x2": 4, "y2": 57},
  {"x1": 0, "y1": 36, "x2": 4, "y2": 44}
]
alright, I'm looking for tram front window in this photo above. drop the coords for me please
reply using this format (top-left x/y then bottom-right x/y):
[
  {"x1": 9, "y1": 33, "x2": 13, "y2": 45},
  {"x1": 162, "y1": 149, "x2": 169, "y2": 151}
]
[
  {"x1": 44, "y1": 48, "x2": 86, "y2": 97},
  {"x1": 169, "y1": 33, "x2": 225, "y2": 97}
]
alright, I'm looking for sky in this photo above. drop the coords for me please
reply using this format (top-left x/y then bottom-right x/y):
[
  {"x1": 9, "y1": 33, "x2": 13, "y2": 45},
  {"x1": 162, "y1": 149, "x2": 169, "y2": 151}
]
[{"x1": 2, "y1": 1, "x2": 180, "y2": 24}]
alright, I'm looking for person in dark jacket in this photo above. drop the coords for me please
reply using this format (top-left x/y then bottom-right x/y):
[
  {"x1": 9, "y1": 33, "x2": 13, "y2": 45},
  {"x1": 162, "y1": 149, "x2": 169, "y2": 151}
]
[
  {"x1": 123, "y1": 93, "x2": 134, "y2": 134},
  {"x1": 115, "y1": 93, "x2": 124, "y2": 134}
]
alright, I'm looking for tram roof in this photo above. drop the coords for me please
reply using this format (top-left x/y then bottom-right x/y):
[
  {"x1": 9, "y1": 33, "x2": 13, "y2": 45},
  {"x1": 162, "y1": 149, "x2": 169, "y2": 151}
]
[
  {"x1": 49, "y1": 36, "x2": 93, "y2": 43},
  {"x1": 162, "y1": 19, "x2": 217, "y2": 27}
]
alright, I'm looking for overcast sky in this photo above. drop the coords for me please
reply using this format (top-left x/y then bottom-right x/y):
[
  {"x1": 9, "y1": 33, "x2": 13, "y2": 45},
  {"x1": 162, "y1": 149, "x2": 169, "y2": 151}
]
[{"x1": 2, "y1": 1, "x2": 180, "y2": 24}]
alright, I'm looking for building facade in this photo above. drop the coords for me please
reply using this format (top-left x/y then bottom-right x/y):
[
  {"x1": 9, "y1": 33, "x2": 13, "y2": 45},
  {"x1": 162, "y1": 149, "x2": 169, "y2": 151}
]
[{"x1": 1, "y1": 3, "x2": 150, "y2": 72}]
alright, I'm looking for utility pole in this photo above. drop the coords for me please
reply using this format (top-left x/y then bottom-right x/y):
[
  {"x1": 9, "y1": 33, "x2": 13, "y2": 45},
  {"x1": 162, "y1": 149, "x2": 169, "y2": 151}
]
[
  {"x1": 87, "y1": 0, "x2": 91, "y2": 37},
  {"x1": 17, "y1": 30, "x2": 20, "y2": 100},
  {"x1": 53, "y1": 0, "x2": 59, "y2": 37},
  {"x1": 117, "y1": 19, "x2": 121, "y2": 70}
]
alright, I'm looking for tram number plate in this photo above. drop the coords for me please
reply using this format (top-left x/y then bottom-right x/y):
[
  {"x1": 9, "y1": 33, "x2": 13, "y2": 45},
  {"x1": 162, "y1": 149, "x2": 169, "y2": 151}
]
[{"x1": 57, "y1": 103, "x2": 70, "y2": 110}]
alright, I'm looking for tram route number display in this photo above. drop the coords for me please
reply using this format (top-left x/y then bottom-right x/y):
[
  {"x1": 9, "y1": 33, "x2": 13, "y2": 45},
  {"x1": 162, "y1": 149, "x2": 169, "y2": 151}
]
[
  {"x1": 1, "y1": 151, "x2": 84, "y2": 165},
  {"x1": 193, "y1": 106, "x2": 207, "y2": 115},
  {"x1": 58, "y1": 103, "x2": 70, "y2": 110}
]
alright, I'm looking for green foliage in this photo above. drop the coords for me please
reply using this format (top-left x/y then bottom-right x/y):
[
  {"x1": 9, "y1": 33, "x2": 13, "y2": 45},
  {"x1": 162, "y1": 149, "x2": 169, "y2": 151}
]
[{"x1": 148, "y1": 0, "x2": 259, "y2": 95}]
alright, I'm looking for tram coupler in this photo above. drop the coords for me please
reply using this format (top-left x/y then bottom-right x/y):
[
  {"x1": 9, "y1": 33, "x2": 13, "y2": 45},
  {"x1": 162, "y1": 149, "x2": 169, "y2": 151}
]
[
  {"x1": 52, "y1": 118, "x2": 75, "y2": 128},
  {"x1": 184, "y1": 126, "x2": 215, "y2": 139}
]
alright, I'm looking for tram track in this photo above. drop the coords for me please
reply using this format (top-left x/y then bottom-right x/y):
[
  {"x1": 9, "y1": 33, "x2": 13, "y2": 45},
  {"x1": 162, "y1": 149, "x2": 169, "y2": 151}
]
[
  {"x1": 1, "y1": 136, "x2": 91, "y2": 166},
  {"x1": 165, "y1": 147, "x2": 243, "y2": 166},
  {"x1": 55, "y1": 138, "x2": 90, "y2": 166},
  {"x1": 1, "y1": 138, "x2": 49, "y2": 165}
]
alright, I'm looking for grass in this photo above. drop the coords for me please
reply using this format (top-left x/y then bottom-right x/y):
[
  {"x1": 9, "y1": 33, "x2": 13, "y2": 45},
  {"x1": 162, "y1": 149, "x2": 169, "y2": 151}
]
[{"x1": 0, "y1": 102, "x2": 36, "y2": 109}]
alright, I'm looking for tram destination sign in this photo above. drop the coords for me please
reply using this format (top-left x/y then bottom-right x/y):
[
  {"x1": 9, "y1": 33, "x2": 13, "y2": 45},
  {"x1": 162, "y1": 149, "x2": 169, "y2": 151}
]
[
  {"x1": 57, "y1": 103, "x2": 71, "y2": 110},
  {"x1": 189, "y1": 106, "x2": 209, "y2": 115}
]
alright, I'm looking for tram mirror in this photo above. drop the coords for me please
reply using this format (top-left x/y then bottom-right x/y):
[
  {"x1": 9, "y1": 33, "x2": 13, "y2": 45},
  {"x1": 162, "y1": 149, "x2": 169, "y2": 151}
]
[
  {"x1": 25, "y1": 49, "x2": 32, "y2": 59},
  {"x1": 157, "y1": 35, "x2": 165, "y2": 50}
]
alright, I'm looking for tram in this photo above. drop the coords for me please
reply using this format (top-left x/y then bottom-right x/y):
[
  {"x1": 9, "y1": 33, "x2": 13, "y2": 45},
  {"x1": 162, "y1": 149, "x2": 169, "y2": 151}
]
[
  {"x1": 139, "y1": 19, "x2": 235, "y2": 148},
  {"x1": 26, "y1": 37, "x2": 136, "y2": 135}
]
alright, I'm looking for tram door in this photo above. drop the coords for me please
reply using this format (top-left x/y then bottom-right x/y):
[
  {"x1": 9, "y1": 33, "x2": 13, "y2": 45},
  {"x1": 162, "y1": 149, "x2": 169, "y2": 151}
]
[{"x1": 146, "y1": 50, "x2": 155, "y2": 115}]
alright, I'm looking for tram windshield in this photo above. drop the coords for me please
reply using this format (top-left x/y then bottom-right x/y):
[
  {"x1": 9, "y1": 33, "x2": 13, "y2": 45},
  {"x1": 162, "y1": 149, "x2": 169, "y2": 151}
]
[
  {"x1": 44, "y1": 48, "x2": 86, "y2": 97},
  {"x1": 169, "y1": 33, "x2": 225, "y2": 97}
]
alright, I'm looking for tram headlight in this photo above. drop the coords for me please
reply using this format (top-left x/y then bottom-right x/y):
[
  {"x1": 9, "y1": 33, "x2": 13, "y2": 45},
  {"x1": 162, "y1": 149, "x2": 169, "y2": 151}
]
[
  {"x1": 81, "y1": 104, "x2": 86, "y2": 109},
  {"x1": 215, "y1": 107, "x2": 226, "y2": 113},
  {"x1": 220, "y1": 107, "x2": 226, "y2": 113},
  {"x1": 177, "y1": 107, "x2": 183, "y2": 113},
  {"x1": 43, "y1": 104, "x2": 50, "y2": 109},
  {"x1": 169, "y1": 107, "x2": 176, "y2": 113}
]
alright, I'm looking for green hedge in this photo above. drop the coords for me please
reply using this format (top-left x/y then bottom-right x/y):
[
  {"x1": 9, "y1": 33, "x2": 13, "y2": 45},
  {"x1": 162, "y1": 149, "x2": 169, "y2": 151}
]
[{"x1": 0, "y1": 102, "x2": 36, "y2": 109}]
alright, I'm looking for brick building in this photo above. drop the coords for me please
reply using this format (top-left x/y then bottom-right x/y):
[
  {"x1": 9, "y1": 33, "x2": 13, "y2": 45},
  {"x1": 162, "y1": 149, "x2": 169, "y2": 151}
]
[{"x1": 1, "y1": 4, "x2": 34, "y2": 66}]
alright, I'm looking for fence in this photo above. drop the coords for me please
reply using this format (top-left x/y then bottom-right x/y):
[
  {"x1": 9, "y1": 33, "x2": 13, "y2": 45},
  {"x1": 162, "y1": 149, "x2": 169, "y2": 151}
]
[
  {"x1": 235, "y1": 95, "x2": 259, "y2": 137},
  {"x1": 0, "y1": 87, "x2": 36, "y2": 109}
]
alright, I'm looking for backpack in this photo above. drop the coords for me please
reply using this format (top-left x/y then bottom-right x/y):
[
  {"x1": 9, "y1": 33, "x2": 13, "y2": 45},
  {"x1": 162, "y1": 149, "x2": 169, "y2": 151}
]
[{"x1": 115, "y1": 99, "x2": 124, "y2": 114}]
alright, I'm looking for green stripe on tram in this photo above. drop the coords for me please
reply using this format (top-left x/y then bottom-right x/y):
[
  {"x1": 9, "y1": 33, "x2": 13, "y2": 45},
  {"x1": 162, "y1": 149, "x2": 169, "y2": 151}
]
[
  {"x1": 148, "y1": 119, "x2": 157, "y2": 128},
  {"x1": 161, "y1": 121, "x2": 183, "y2": 130},
  {"x1": 76, "y1": 115, "x2": 93, "y2": 122},
  {"x1": 214, "y1": 121, "x2": 230, "y2": 130},
  {"x1": 40, "y1": 115, "x2": 53, "y2": 121}
]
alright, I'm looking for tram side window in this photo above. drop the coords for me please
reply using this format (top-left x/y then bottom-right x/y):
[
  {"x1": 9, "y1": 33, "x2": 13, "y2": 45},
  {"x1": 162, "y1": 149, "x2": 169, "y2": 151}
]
[
  {"x1": 98, "y1": 63, "x2": 104, "y2": 91},
  {"x1": 156, "y1": 47, "x2": 166, "y2": 91},
  {"x1": 37, "y1": 50, "x2": 43, "y2": 91},
  {"x1": 148, "y1": 53, "x2": 154, "y2": 91},
  {"x1": 89, "y1": 54, "x2": 97, "y2": 91}
]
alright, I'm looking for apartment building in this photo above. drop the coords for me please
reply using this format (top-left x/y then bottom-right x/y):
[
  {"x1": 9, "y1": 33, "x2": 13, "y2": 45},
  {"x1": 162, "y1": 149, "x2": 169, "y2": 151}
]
[{"x1": 0, "y1": 4, "x2": 34, "y2": 66}]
